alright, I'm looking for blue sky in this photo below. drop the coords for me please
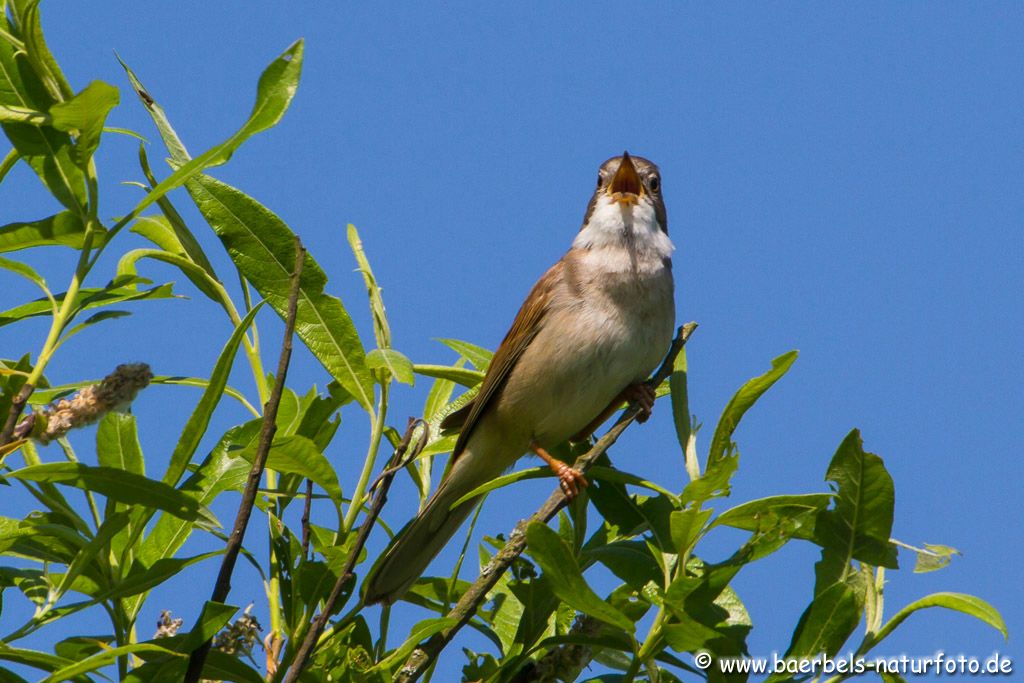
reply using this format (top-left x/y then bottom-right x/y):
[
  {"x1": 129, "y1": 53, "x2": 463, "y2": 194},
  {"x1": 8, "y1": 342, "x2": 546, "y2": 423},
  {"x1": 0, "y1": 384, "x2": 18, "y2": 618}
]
[{"x1": 1, "y1": 2, "x2": 1021, "y2": 679}]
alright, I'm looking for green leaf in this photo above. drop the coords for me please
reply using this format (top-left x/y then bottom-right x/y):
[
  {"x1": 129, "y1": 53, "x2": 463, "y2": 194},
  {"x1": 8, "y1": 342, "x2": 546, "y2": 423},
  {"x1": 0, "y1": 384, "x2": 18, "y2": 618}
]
[
  {"x1": 48, "y1": 80, "x2": 119, "y2": 166},
  {"x1": 583, "y1": 540, "x2": 662, "y2": 592},
  {"x1": 100, "y1": 550, "x2": 222, "y2": 603},
  {"x1": 0, "y1": 280, "x2": 176, "y2": 328},
  {"x1": 184, "y1": 173, "x2": 374, "y2": 411},
  {"x1": 134, "y1": 146, "x2": 219, "y2": 282},
  {"x1": 0, "y1": 13, "x2": 85, "y2": 211},
  {"x1": 59, "y1": 310, "x2": 131, "y2": 345},
  {"x1": 681, "y1": 453, "x2": 738, "y2": 506},
  {"x1": 782, "y1": 432, "x2": 899, "y2": 663},
  {"x1": 412, "y1": 363, "x2": 484, "y2": 388},
  {"x1": 141, "y1": 423, "x2": 256, "y2": 563},
  {"x1": 0, "y1": 565, "x2": 50, "y2": 605},
  {"x1": 0, "y1": 148, "x2": 18, "y2": 185},
  {"x1": 0, "y1": 212, "x2": 87, "y2": 252},
  {"x1": 348, "y1": 224, "x2": 391, "y2": 349},
  {"x1": 911, "y1": 543, "x2": 960, "y2": 573},
  {"x1": 784, "y1": 579, "x2": 864, "y2": 660},
  {"x1": 54, "y1": 511, "x2": 130, "y2": 598},
  {"x1": 526, "y1": 521, "x2": 634, "y2": 632},
  {"x1": 239, "y1": 434, "x2": 344, "y2": 514},
  {"x1": 12, "y1": 1, "x2": 74, "y2": 102},
  {"x1": 371, "y1": 617, "x2": 457, "y2": 674},
  {"x1": 0, "y1": 643, "x2": 72, "y2": 674},
  {"x1": 114, "y1": 40, "x2": 305, "y2": 225},
  {"x1": 117, "y1": 247, "x2": 224, "y2": 304},
  {"x1": 713, "y1": 493, "x2": 833, "y2": 542},
  {"x1": 423, "y1": 360, "x2": 463, "y2": 422},
  {"x1": 813, "y1": 430, "x2": 898, "y2": 570},
  {"x1": 0, "y1": 102, "x2": 49, "y2": 124},
  {"x1": 164, "y1": 302, "x2": 263, "y2": 487},
  {"x1": 669, "y1": 346, "x2": 696, "y2": 475},
  {"x1": 41, "y1": 642, "x2": 178, "y2": 683},
  {"x1": 451, "y1": 467, "x2": 551, "y2": 508},
  {"x1": 0, "y1": 255, "x2": 50, "y2": 300},
  {"x1": 53, "y1": 635, "x2": 113, "y2": 662},
  {"x1": 670, "y1": 507, "x2": 712, "y2": 555},
  {"x1": 96, "y1": 412, "x2": 144, "y2": 476},
  {"x1": 662, "y1": 560, "x2": 751, "y2": 660},
  {"x1": 871, "y1": 592, "x2": 1007, "y2": 646},
  {"x1": 708, "y1": 350, "x2": 797, "y2": 467},
  {"x1": 438, "y1": 338, "x2": 493, "y2": 370},
  {"x1": 129, "y1": 214, "x2": 184, "y2": 253},
  {"x1": 5, "y1": 463, "x2": 218, "y2": 527},
  {"x1": 588, "y1": 465, "x2": 680, "y2": 502},
  {"x1": 367, "y1": 348, "x2": 415, "y2": 386}
]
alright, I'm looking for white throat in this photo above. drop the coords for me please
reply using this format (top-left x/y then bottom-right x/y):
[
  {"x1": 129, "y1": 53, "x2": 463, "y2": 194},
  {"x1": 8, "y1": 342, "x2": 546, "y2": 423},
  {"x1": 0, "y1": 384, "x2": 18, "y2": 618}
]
[{"x1": 572, "y1": 195, "x2": 674, "y2": 260}]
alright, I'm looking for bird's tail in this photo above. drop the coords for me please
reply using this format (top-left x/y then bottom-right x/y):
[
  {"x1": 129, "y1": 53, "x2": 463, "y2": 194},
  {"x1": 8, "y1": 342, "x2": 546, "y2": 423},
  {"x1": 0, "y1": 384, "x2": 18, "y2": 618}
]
[{"x1": 363, "y1": 444, "x2": 498, "y2": 605}]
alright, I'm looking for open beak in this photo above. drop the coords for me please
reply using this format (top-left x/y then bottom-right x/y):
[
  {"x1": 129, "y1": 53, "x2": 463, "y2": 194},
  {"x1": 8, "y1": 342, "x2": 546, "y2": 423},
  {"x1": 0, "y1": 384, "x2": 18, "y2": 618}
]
[{"x1": 608, "y1": 151, "x2": 642, "y2": 205}]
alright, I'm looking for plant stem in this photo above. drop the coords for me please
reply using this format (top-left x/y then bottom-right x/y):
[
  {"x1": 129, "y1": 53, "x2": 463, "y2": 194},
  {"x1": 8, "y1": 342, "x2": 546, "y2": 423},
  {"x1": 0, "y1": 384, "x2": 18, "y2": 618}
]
[
  {"x1": 343, "y1": 384, "x2": 388, "y2": 532},
  {"x1": 0, "y1": 193, "x2": 99, "y2": 445},
  {"x1": 184, "y1": 238, "x2": 305, "y2": 683}
]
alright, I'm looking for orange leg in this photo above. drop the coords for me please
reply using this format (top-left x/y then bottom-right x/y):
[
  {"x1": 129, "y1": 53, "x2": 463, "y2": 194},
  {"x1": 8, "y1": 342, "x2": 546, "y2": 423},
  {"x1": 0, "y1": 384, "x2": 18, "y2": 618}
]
[
  {"x1": 531, "y1": 440, "x2": 589, "y2": 499},
  {"x1": 571, "y1": 382, "x2": 657, "y2": 442}
]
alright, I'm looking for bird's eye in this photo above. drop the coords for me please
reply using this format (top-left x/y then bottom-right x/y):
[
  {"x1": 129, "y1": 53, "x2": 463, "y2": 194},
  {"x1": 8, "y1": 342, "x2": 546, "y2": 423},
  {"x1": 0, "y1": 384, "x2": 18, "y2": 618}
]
[
  {"x1": 596, "y1": 174, "x2": 603, "y2": 188},
  {"x1": 648, "y1": 175, "x2": 661, "y2": 192}
]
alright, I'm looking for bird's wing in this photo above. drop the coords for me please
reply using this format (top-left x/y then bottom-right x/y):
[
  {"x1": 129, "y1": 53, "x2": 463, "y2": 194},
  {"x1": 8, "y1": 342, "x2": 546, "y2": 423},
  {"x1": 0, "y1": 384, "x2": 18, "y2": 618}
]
[{"x1": 445, "y1": 259, "x2": 563, "y2": 462}]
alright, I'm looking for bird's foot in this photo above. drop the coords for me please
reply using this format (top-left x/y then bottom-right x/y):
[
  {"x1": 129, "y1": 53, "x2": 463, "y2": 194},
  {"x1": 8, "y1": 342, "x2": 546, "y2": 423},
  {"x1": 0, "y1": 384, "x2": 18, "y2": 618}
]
[
  {"x1": 623, "y1": 382, "x2": 656, "y2": 423},
  {"x1": 531, "y1": 440, "x2": 589, "y2": 499}
]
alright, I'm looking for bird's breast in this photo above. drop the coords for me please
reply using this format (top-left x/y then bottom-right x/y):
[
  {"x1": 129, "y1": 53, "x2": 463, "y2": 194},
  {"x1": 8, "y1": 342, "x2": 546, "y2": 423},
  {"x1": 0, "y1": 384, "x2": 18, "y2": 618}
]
[{"x1": 496, "y1": 245, "x2": 675, "y2": 446}]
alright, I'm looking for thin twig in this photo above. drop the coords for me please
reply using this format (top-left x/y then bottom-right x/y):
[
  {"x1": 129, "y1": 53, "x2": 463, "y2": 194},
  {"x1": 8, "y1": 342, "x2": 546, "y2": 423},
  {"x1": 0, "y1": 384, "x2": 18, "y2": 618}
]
[
  {"x1": 0, "y1": 383, "x2": 34, "y2": 446},
  {"x1": 395, "y1": 322, "x2": 698, "y2": 683},
  {"x1": 300, "y1": 478, "x2": 314, "y2": 559},
  {"x1": 184, "y1": 237, "x2": 306, "y2": 683},
  {"x1": 281, "y1": 418, "x2": 429, "y2": 683}
]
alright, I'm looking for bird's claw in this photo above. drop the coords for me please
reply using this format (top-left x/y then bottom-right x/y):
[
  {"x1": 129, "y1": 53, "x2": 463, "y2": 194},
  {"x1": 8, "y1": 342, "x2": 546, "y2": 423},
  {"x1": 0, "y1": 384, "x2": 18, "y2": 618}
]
[
  {"x1": 623, "y1": 383, "x2": 656, "y2": 423},
  {"x1": 555, "y1": 462, "x2": 589, "y2": 499}
]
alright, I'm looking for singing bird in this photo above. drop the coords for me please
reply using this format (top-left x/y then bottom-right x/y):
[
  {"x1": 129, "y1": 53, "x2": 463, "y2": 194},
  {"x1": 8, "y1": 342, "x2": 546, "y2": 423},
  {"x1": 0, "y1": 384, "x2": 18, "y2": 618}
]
[{"x1": 363, "y1": 152, "x2": 675, "y2": 604}]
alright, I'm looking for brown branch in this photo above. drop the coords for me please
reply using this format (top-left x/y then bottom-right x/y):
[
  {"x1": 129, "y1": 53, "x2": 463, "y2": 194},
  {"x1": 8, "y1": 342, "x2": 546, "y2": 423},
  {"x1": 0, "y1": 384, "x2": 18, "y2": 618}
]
[
  {"x1": 281, "y1": 417, "x2": 429, "y2": 683},
  {"x1": 395, "y1": 322, "x2": 698, "y2": 683},
  {"x1": 300, "y1": 478, "x2": 314, "y2": 559},
  {"x1": 184, "y1": 237, "x2": 306, "y2": 683},
  {"x1": 0, "y1": 383, "x2": 34, "y2": 446}
]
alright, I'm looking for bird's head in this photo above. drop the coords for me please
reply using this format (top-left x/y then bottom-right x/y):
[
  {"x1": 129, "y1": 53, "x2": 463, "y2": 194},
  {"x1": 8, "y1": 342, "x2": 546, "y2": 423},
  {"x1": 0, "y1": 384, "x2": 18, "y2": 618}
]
[{"x1": 576, "y1": 152, "x2": 671, "y2": 253}]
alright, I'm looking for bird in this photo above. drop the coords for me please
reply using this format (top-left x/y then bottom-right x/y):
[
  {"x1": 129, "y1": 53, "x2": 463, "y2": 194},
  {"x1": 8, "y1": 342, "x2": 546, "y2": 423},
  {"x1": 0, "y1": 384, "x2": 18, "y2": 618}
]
[{"x1": 363, "y1": 152, "x2": 675, "y2": 605}]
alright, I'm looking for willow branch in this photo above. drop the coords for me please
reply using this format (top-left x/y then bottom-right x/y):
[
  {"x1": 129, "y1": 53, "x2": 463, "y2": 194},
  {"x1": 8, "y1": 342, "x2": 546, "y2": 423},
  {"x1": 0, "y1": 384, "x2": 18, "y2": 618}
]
[
  {"x1": 184, "y1": 237, "x2": 306, "y2": 683},
  {"x1": 395, "y1": 322, "x2": 698, "y2": 682},
  {"x1": 281, "y1": 418, "x2": 429, "y2": 683}
]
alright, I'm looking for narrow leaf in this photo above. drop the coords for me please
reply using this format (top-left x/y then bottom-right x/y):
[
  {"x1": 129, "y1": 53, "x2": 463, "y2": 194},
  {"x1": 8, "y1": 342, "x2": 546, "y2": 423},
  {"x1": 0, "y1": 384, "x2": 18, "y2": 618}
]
[
  {"x1": 872, "y1": 592, "x2": 1007, "y2": 646},
  {"x1": 48, "y1": 80, "x2": 119, "y2": 166},
  {"x1": 413, "y1": 363, "x2": 483, "y2": 388},
  {"x1": 5, "y1": 463, "x2": 218, "y2": 527},
  {"x1": 0, "y1": 281, "x2": 175, "y2": 328},
  {"x1": 96, "y1": 411, "x2": 144, "y2": 475},
  {"x1": 526, "y1": 521, "x2": 635, "y2": 632},
  {"x1": 708, "y1": 351, "x2": 797, "y2": 467},
  {"x1": 713, "y1": 493, "x2": 833, "y2": 542},
  {"x1": 451, "y1": 467, "x2": 551, "y2": 508},
  {"x1": 185, "y1": 173, "x2": 373, "y2": 410},
  {"x1": 0, "y1": 212, "x2": 87, "y2": 252},
  {"x1": 114, "y1": 41, "x2": 305, "y2": 224},
  {"x1": 438, "y1": 338, "x2": 493, "y2": 370},
  {"x1": 367, "y1": 348, "x2": 414, "y2": 386},
  {"x1": 164, "y1": 302, "x2": 263, "y2": 486},
  {"x1": 0, "y1": 16, "x2": 85, "y2": 210}
]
